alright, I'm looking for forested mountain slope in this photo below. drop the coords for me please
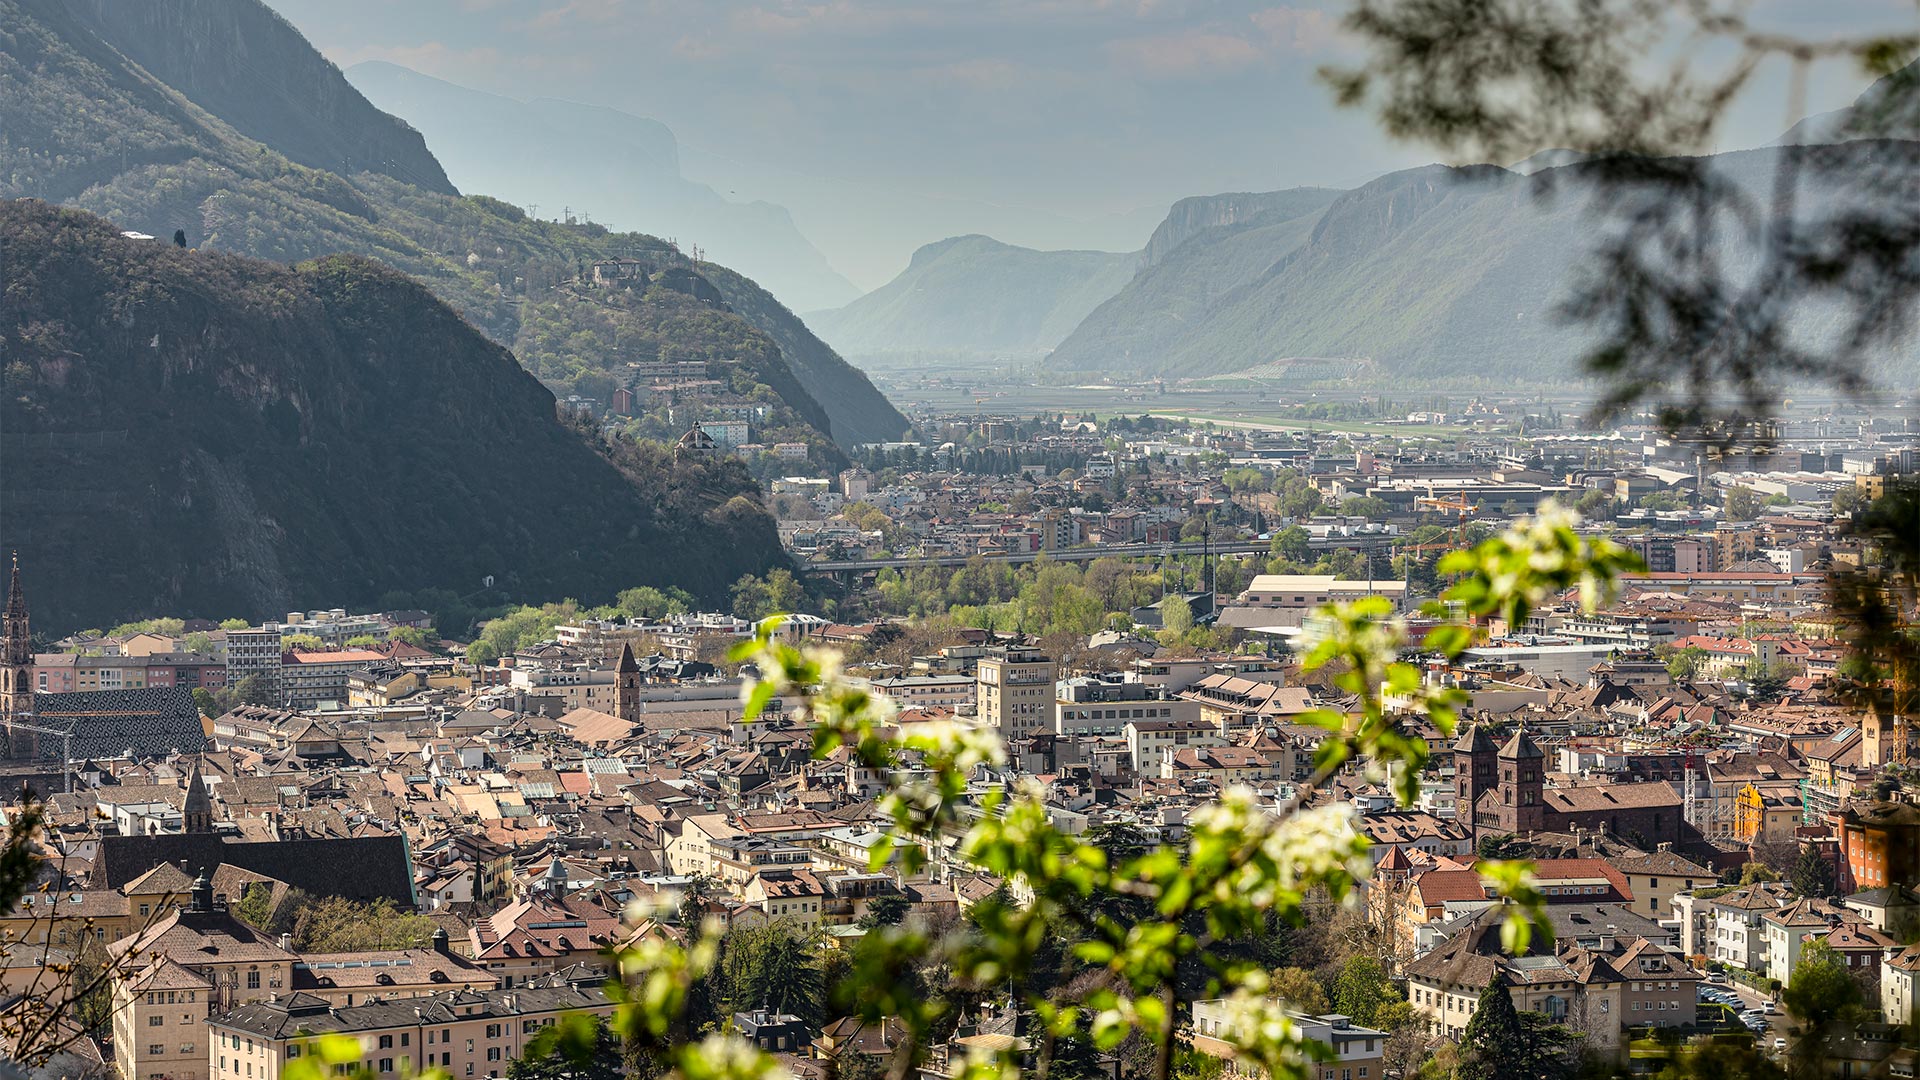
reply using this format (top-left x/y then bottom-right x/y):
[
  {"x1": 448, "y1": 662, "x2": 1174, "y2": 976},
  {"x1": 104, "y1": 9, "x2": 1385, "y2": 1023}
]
[
  {"x1": 0, "y1": 201, "x2": 785, "y2": 632},
  {"x1": 0, "y1": 0, "x2": 907, "y2": 450}
]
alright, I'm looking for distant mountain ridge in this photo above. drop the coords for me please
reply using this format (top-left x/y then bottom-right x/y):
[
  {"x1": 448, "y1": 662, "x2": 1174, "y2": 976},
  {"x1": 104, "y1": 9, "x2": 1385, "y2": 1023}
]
[
  {"x1": 345, "y1": 61, "x2": 860, "y2": 314},
  {"x1": 1049, "y1": 132, "x2": 1920, "y2": 381},
  {"x1": 805, "y1": 235, "x2": 1138, "y2": 357}
]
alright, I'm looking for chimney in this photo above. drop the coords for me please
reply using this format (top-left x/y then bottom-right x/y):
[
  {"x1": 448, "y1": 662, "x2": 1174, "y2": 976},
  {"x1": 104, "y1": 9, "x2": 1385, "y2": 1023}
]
[
  {"x1": 432, "y1": 928, "x2": 451, "y2": 956},
  {"x1": 280, "y1": 933, "x2": 293, "y2": 951}
]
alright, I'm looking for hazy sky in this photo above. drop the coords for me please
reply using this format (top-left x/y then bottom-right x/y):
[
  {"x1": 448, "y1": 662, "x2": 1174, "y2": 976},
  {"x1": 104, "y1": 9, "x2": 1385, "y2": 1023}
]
[{"x1": 265, "y1": 0, "x2": 1908, "y2": 289}]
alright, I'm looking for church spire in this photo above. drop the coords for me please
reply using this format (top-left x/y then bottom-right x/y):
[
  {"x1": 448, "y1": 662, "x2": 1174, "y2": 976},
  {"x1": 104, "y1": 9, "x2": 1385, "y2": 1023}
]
[
  {"x1": 2, "y1": 552, "x2": 34, "y2": 757},
  {"x1": 184, "y1": 762, "x2": 212, "y2": 833},
  {"x1": 5, "y1": 552, "x2": 22, "y2": 620}
]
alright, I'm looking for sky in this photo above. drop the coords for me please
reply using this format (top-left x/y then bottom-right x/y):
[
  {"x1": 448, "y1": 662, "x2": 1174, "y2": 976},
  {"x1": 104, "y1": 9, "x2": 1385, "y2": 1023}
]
[{"x1": 264, "y1": 0, "x2": 1911, "y2": 291}]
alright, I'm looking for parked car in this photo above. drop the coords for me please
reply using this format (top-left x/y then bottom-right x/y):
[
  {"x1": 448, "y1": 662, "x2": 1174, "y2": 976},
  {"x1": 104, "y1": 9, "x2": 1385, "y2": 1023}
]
[
  {"x1": 1707, "y1": 971, "x2": 1729, "y2": 983},
  {"x1": 1774, "y1": 1038, "x2": 1788, "y2": 1051}
]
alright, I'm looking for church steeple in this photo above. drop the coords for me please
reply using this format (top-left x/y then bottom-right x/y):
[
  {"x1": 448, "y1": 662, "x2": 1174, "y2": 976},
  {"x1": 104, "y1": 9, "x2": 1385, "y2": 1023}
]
[
  {"x1": 615, "y1": 642, "x2": 642, "y2": 722},
  {"x1": 184, "y1": 763, "x2": 213, "y2": 833},
  {"x1": 2, "y1": 553, "x2": 34, "y2": 758}
]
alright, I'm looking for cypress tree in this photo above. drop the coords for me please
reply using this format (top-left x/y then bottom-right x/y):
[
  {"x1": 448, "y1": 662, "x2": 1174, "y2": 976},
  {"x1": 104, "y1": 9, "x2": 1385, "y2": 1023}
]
[{"x1": 1456, "y1": 980, "x2": 1524, "y2": 1080}]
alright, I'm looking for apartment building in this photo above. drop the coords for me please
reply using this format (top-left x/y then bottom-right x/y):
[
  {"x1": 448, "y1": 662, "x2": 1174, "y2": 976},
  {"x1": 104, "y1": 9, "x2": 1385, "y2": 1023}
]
[
  {"x1": 209, "y1": 979, "x2": 614, "y2": 1080},
  {"x1": 281, "y1": 649, "x2": 386, "y2": 708},
  {"x1": 977, "y1": 646, "x2": 1056, "y2": 740},
  {"x1": 225, "y1": 629, "x2": 285, "y2": 700}
]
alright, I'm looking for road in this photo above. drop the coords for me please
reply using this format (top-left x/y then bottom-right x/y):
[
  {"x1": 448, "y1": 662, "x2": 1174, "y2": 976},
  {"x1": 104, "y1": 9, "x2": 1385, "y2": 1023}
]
[{"x1": 802, "y1": 538, "x2": 1278, "y2": 574}]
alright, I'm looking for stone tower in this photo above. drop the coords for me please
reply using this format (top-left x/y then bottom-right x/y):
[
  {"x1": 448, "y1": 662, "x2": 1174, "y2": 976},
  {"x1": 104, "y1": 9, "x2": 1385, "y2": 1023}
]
[
  {"x1": 1496, "y1": 727, "x2": 1547, "y2": 834},
  {"x1": 184, "y1": 763, "x2": 212, "y2": 833},
  {"x1": 1453, "y1": 723, "x2": 1499, "y2": 838},
  {"x1": 615, "y1": 642, "x2": 642, "y2": 722},
  {"x1": 1, "y1": 554, "x2": 35, "y2": 759}
]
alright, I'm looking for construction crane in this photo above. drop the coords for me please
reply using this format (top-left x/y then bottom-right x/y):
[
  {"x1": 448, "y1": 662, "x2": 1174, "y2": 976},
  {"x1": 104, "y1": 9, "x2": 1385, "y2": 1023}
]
[
  {"x1": 2, "y1": 718, "x2": 75, "y2": 793},
  {"x1": 1415, "y1": 494, "x2": 1476, "y2": 518}
]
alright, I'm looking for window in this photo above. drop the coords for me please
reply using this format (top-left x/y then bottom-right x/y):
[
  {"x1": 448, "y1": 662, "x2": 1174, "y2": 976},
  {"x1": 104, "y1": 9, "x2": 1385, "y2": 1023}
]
[
  {"x1": 487, "y1": 1049, "x2": 502, "y2": 1062},
  {"x1": 182, "y1": 1044, "x2": 195, "y2": 1055},
  {"x1": 402, "y1": 1034, "x2": 410, "y2": 1047},
  {"x1": 149, "y1": 1044, "x2": 164, "y2": 1056},
  {"x1": 379, "y1": 1060, "x2": 394, "y2": 1074},
  {"x1": 379, "y1": 1036, "x2": 394, "y2": 1050},
  {"x1": 247, "y1": 970, "x2": 260, "y2": 990},
  {"x1": 442, "y1": 1054, "x2": 451, "y2": 1067},
  {"x1": 150, "y1": 1015, "x2": 165, "y2": 1027},
  {"x1": 289, "y1": 1046, "x2": 301, "y2": 1059}
]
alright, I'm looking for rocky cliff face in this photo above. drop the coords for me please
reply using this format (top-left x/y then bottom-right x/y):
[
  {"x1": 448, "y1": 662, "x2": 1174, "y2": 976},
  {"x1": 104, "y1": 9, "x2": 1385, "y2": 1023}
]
[
  {"x1": 0, "y1": 200, "x2": 785, "y2": 632},
  {"x1": 1142, "y1": 189, "x2": 1342, "y2": 267},
  {"x1": 55, "y1": 0, "x2": 454, "y2": 194}
]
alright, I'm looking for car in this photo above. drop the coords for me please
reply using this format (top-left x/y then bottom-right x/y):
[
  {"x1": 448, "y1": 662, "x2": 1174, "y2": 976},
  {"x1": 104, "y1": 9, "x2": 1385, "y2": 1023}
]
[
  {"x1": 1774, "y1": 1038, "x2": 1788, "y2": 1051},
  {"x1": 1764, "y1": 1002, "x2": 1779, "y2": 1015},
  {"x1": 1707, "y1": 971, "x2": 1729, "y2": 983}
]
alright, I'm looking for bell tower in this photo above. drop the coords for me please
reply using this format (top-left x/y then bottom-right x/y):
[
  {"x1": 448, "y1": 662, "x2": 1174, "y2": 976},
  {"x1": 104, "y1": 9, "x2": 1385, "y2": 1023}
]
[
  {"x1": 2, "y1": 554, "x2": 36, "y2": 759},
  {"x1": 615, "y1": 642, "x2": 642, "y2": 722},
  {"x1": 184, "y1": 763, "x2": 213, "y2": 833}
]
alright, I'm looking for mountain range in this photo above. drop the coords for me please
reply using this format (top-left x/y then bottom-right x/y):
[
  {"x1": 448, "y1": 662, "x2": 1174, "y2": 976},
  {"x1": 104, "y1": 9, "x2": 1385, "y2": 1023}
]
[
  {"x1": 803, "y1": 235, "x2": 1138, "y2": 359},
  {"x1": 0, "y1": 0, "x2": 916, "y2": 629},
  {"x1": 815, "y1": 66, "x2": 1920, "y2": 386},
  {"x1": 343, "y1": 61, "x2": 861, "y2": 314},
  {"x1": 0, "y1": 0, "x2": 906, "y2": 452}
]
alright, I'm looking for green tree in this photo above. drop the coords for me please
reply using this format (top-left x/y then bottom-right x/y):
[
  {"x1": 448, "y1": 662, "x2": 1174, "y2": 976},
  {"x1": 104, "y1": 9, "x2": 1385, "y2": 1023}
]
[
  {"x1": 1743, "y1": 658, "x2": 1794, "y2": 700},
  {"x1": 466, "y1": 640, "x2": 500, "y2": 667},
  {"x1": 1456, "y1": 983, "x2": 1525, "y2": 1080},
  {"x1": 234, "y1": 674, "x2": 274, "y2": 705},
  {"x1": 1573, "y1": 488, "x2": 1616, "y2": 520},
  {"x1": 1330, "y1": 956, "x2": 1398, "y2": 1028},
  {"x1": 1833, "y1": 486, "x2": 1867, "y2": 516},
  {"x1": 1513, "y1": 1013, "x2": 1583, "y2": 1080},
  {"x1": 616, "y1": 586, "x2": 682, "y2": 620},
  {"x1": 858, "y1": 894, "x2": 910, "y2": 931},
  {"x1": 1790, "y1": 846, "x2": 1835, "y2": 901},
  {"x1": 218, "y1": 618, "x2": 251, "y2": 630},
  {"x1": 281, "y1": 632, "x2": 324, "y2": 651},
  {"x1": 1739, "y1": 861, "x2": 1780, "y2": 886},
  {"x1": 290, "y1": 896, "x2": 436, "y2": 951},
  {"x1": 191, "y1": 687, "x2": 219, "y2": 717},
  {"x1": 1658, "y1": 644, "x2": 1708, "y2": 682},
  {"x1": 511, "y1": 1016, "x2": 625, "y2": 1080},
  {"x1": 1341, "y1": 496, "x2": 1391, "y2": 521},
  {"x1": 1783, "y1": 942, "x2": 1867, "y2": 1039},
  {"x1": 1269, "y1": 967, "x2": 1330, "y2": 1015},
  {"x1": 182, "y1": 631, "x2": 214, "y2": 654},
  {"x1": 1724, "y1": 487, "x2": 1762, "y2": 522},
  {"x1": 719, "y1": 919, "x2": 826, "y2": 1024},
  {"x1": 1270, "y1": 526, "x2": 1313, "y2": 564},
  {"x1": 1159, "y1": 595, "x2": 1195, "y2": 638},
  {"x1": 389, "y1": 626, "x2": 432, "y2": 648},
  {"x1": 1477, "y1": 833, "x2": 1522, "y2": 860}
]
